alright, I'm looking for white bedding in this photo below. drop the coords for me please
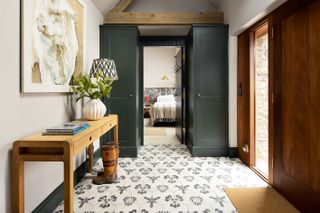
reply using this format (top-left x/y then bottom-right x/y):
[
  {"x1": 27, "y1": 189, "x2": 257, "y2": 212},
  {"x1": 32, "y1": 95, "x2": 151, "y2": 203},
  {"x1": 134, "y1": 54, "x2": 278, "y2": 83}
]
[{"x1": 150, "y1": 95, "x2": 176, "y2": 125}]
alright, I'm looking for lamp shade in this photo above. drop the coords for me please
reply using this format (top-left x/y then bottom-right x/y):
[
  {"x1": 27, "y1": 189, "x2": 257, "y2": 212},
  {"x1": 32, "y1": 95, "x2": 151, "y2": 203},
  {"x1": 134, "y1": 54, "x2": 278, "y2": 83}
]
[{"x1": 89, "y1": 58, "x2": 119, "y2": 80}]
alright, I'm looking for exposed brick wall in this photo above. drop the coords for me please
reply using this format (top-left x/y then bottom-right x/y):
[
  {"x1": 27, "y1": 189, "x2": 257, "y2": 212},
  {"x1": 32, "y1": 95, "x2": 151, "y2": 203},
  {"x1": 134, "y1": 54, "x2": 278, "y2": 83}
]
[{"x1": 255, "y1": 32, "x2": 269, "y2": 174}]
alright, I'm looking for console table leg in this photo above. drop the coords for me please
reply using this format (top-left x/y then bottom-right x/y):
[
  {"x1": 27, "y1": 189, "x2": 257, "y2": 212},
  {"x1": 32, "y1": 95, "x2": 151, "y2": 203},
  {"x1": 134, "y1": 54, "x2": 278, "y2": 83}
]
[
  {"x1": 63, "y1": 143, "x2": 74, "y2": 213},
  {"x1": 12, "y1": 144, "x2": 24, "y2": 213},
  {"x1": 114, "y1": 123, "x2": 119, "y2": 144},
  {"x1": 88, "y1": 144, "x2": 94, "y2": 173}
]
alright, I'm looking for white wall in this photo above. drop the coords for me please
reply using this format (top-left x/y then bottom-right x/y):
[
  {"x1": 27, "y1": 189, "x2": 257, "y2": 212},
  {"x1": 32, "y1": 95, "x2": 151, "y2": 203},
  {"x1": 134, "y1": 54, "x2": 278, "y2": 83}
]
[
  {"x1": 219, "y1": 0, "x2": 287, "y2": 147},
  {"x1": 0, "y1": 0, "x2": 103, "y2": 212},
  {"x1": 221, "y1": 0, "x2": 287, "y2": 35},
  {"x1": 144, "y1": 47, "x2": 177, "y2": 88}
]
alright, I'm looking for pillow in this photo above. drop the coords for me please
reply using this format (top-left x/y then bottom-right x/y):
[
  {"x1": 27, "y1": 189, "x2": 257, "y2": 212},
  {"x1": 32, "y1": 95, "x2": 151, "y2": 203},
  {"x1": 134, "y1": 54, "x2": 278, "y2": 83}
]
[{"x1": 157, "y1": 95, "x2": 175, "y2": 103}]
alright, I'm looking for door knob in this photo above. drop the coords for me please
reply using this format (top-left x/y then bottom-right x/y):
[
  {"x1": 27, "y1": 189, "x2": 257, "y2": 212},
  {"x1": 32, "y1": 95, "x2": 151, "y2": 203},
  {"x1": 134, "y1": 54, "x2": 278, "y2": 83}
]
[
  {"x1": 129, "y1": 94, "x2": 133, "y2": 99},
  {"x1": 242, "y1": 143, "x2": 249, "y2": 153},
  {"x1": 196, "y1": 94, "x2": 201, "y2": 97}
]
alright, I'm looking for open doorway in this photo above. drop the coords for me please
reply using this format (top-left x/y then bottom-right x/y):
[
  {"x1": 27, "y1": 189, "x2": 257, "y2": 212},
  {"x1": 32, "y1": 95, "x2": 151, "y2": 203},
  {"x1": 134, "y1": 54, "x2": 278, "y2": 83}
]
[{"x1": 143, "y1": 46, "x2": 184, "y2": 146}]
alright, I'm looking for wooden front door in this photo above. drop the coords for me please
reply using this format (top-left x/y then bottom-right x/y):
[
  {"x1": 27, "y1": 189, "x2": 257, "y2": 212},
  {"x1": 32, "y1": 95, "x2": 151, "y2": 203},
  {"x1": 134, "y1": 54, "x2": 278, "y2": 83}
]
[
  {"x1": 237, "y1": 18, "x2": 274, "y2": 182},
  {"x1": 272, "y1": 1, "x2": 320, "y2": 211},
  {"x1": 237, "y1": 32, "x2": 252, "y2": 166}
]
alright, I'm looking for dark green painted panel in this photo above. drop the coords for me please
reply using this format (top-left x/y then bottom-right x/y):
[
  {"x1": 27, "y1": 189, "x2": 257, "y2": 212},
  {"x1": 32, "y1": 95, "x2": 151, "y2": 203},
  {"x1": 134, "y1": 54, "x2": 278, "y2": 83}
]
[
  {"x1": 100, "y1": 26, "x2": 139, "y2": 156},
  {"x1": 119, "y1": 146, "x2": 139, "y2": 157},
  {"x1": 187, "y1": 25, "x2": 229, "y2": 157},
  {"x1": 186, "y1": 29, "x2": 195, "y2": 148},
  {"x1": 175, "y1": 48, "x2": 183, "y2": 143},
  {"x1": 229, "y1": 147, "x2": 238, "y2": 158},
  {"x1": 195, "y1": 101, "x2": 227, "y2": 147},
  {"x1": 140, "y1": 36, "x2": 187, "y2": 46},
  {"x1": 191, "y1": 147, "x2": 229, "y2": 157},
  {"x1": 139, "y1": 44, "x2": 144, "y2": 146},
  {"x1": 195, "y1": 28, "x2": 227, "y2": 99}
]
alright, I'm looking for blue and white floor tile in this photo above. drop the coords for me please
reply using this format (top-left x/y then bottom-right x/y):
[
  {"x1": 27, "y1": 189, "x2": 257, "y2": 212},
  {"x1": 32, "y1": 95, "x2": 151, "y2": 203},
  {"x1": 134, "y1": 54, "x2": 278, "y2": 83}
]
[{"x1": 54, "y1": 144, "x2": 267, "y2": 213}]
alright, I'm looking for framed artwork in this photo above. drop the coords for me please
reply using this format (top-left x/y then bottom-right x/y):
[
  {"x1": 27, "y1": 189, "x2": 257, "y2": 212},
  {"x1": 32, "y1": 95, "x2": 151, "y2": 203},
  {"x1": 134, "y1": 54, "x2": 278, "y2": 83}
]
[{"x1": 21, "y1": 0, "x2": 86, "y2": 93}]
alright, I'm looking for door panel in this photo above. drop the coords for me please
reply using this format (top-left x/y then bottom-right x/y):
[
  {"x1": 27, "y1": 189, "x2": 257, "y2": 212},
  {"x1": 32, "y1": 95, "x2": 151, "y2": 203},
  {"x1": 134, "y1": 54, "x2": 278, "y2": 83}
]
[
  {"x1": 192, "y1": 26, "x2": 228, "y2": 155},
  {"x1": 196, "y1": 32, "x2": 224, "y2": 98},
  {"x1": 309, "y1": 1, "x2": 320, "y2": 193},
  {"x1": 237, "y1": 32, "x2": 252, "y2": 166},
  {"x1": 108, "y1": 101, "x2": 130, "y2": 144},
  {"x1": 176, "y1": 48, "x2": 183, "y2": 143},
  {"x1": 272, "y1": 1, "x2": 320, "y2": 211},
  {"x1": 100, "y1": 26, "x2": 139, "y2": 156},
  {"x1": 108, "y1": 34, "x2": 134, "y2": 98},
  {"x1": 196, "y1": 101, "x2": 226, "y2": 147},
  {"x1": 282, "y1": 9, "x2": 310, "y2": 185}
]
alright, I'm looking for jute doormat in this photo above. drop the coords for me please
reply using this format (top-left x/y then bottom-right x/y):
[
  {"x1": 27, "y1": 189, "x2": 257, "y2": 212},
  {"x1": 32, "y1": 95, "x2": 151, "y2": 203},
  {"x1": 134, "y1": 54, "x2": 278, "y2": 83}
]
[
  {"x1": 144, "y1": 127, "x2": 166, "y2": 135},
  {"x1": 224, "y1": 187, "x2": 300, "y2": 213}
]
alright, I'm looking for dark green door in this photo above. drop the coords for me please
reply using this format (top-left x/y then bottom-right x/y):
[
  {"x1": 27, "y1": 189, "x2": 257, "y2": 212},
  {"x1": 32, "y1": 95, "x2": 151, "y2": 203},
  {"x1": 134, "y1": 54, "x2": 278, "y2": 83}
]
[
  {"x1": 175, "y1": 48, "x2": 183, "y2": 143},
  {"x1": 100, "y1": 26, "x2": 139, "y2": 157},
  {"x1": 192, "y1": 25, "x2": 229, "y2": 156}
]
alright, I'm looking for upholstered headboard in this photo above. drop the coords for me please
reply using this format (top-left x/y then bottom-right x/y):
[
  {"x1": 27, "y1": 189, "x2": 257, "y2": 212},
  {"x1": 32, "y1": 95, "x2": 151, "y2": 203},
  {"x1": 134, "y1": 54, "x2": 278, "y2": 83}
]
[{"x1": 144, "y1": 87, "x2": 176, "y2": 102}]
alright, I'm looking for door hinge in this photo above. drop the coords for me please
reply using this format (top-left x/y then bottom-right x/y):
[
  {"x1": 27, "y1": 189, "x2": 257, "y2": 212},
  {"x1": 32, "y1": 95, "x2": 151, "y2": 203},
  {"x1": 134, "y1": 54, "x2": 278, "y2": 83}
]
[
  {"x1": 271, "y1": 28, "x2": 274, "y2": 38},
  {"x1": 271, "y1": 158, "x2": 274, "y2": 169},
  {"x1": 272, "y1": 93, "x2": 274, "y2": 103}
]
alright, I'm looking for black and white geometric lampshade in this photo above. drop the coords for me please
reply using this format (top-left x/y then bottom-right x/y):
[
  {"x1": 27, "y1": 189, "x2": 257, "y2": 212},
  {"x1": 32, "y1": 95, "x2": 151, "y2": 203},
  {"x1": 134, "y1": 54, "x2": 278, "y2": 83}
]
[{"x1": 89, "y1": 58, "x2": 119, "y2": 80}]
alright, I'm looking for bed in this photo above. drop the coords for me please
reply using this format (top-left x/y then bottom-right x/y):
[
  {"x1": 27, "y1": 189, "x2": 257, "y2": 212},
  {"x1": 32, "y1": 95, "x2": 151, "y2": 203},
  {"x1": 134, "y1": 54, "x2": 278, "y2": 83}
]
[{"x1": 149, "y1": 95, "x2": 176, "y2": 126}]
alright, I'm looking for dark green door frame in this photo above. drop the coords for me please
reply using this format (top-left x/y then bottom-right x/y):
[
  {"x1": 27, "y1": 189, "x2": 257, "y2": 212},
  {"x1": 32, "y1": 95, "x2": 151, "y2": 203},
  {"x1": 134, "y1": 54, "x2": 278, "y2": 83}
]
[{"x1": 100, "y1": 25, "x2": 140, "y2": 157}]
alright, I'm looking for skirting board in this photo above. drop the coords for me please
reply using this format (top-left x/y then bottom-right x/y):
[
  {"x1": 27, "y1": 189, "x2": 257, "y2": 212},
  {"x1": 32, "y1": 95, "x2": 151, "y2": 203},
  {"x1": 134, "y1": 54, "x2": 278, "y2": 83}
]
[
  {"x1": 229, "y1": 147, "x2": 238, "y2": 158},
  {"x1": 119, "y1": 146, "x2": 139, "y2": 157},
  {"x1": 32, "y1": 148, "x2": 101, "y2": 213},
  {"x1": 189, "y1": 146, "x2": 238, "y2": 158},
  {"x1": 191, "y1": 147, "x2": 229, "y2": 157}
]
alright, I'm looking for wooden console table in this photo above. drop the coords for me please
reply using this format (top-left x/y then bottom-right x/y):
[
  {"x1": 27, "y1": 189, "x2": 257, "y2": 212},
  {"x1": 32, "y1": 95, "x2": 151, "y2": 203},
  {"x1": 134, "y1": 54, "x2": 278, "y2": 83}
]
[{"x1": 12, "y1": 115, "x2": 118, "y2": 213}]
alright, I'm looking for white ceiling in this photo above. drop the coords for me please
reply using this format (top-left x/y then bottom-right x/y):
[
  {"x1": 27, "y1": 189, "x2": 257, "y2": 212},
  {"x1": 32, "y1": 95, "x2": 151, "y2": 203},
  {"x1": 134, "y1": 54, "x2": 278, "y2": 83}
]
[{"x1": 91, "y1": 0, "x2": 223, "y2": 14}]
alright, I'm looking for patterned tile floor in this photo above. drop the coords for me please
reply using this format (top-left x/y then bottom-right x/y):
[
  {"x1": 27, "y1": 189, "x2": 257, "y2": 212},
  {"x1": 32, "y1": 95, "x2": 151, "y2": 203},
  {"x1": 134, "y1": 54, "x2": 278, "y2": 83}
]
[{"x1": 54, "y1": 144, "x2": 268, "y2": 212}]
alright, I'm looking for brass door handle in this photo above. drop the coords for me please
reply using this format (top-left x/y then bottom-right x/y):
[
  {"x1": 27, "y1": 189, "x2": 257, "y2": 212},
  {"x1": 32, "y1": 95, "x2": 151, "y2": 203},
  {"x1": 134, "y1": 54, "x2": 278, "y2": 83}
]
[{"x1": 242, "y1": 143, "x2": 249, "y2": 153}]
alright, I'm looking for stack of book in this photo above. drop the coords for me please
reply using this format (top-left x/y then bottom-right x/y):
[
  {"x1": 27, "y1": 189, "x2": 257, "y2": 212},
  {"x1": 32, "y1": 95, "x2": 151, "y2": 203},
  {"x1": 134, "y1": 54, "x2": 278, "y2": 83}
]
[{"x1": 43, "y1": 121, "x2": 90, "y2": 135}]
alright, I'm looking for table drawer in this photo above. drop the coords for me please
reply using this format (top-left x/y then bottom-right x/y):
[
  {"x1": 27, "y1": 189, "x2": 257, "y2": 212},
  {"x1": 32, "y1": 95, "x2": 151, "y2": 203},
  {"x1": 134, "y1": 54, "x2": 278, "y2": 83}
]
[
  {"x1": 102, "y1": 120, "x2": 116, "y2": 134},
  {"x1": 73, "y1": 128, "x2": 101, "y2": 154}
]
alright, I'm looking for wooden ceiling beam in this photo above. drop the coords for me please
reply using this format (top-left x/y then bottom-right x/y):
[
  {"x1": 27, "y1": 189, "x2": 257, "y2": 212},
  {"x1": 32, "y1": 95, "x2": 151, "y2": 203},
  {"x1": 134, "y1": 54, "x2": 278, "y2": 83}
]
[
  {"x1": 110, "y1": 0, "x2": 134, "y2": 13},
  {"x1": 104, "y1": 12, "x2": 224, "y2": 25}
]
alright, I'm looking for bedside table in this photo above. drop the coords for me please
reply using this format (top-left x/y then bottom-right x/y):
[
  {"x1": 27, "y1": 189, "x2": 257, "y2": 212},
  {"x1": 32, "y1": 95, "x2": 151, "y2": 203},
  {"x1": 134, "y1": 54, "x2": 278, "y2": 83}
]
[{"x1": 144, "y1": 105, "x2": 152, "y2": 118}]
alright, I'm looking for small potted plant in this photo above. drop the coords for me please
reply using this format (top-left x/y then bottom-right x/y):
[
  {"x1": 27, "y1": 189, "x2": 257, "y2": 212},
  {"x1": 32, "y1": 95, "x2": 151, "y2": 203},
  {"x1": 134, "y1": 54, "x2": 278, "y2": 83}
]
[
  {"x1": 71, "y1": 71, "x2": 113, "y2": 121},
  {"x1": 144, "y1": 95, "x2": 151, "y2": 106}
]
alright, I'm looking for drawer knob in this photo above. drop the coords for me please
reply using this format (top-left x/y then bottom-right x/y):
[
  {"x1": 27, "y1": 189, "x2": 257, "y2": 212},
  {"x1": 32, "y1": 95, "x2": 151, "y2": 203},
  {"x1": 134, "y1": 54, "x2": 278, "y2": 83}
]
[{"x1": 89, "y1": 136, "x2": 92, "y2": 141}]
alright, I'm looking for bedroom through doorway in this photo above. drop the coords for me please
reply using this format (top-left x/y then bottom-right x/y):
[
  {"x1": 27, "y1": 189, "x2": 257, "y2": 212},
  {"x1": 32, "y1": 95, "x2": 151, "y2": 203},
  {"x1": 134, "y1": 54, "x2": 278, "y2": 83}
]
[{"x1": 143, "y1": 46, "x2": 184, "y2": 146}]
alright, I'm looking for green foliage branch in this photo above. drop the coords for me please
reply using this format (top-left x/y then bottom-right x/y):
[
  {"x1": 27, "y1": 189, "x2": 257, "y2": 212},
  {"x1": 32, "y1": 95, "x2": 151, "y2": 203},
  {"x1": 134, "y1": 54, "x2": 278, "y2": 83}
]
[{"x1": 71, "y1": 71, "x2": 113, "y2": 102}]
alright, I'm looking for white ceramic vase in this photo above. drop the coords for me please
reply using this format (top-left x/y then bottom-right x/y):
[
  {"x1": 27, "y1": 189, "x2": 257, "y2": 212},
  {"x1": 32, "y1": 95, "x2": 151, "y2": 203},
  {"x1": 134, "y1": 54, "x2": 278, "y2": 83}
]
[{"x1": 83, "y1": 99, "x2": 106, "y2": 121}]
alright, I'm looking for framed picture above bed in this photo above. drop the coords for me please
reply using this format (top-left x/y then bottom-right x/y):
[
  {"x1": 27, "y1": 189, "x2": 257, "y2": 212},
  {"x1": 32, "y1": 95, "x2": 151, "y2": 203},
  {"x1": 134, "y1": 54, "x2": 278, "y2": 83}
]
[{"x1": 21, "y1": 0, "x2": 86, "y2": 93}]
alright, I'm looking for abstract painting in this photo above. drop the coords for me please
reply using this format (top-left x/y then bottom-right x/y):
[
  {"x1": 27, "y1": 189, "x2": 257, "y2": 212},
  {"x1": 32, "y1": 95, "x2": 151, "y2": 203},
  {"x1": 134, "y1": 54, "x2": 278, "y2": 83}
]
[{"x1": 21, "y1": 0, "x2": 85, "y2": 93}]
